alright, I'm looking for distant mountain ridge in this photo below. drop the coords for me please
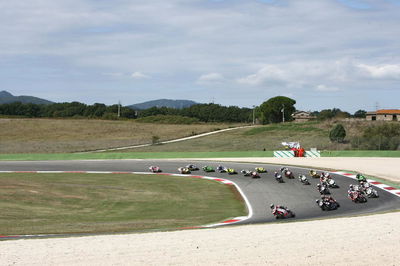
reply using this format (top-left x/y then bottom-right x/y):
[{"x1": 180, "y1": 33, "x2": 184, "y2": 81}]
[
  {"x1": 128, "y1": 99, "x2": 199, "y2": 110},
  {"x1": 0, "y1": 91, "x2": 54, "y2": 105}
]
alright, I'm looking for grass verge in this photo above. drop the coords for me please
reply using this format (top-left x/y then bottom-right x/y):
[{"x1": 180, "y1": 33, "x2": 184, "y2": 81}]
[
  {"x1": 0, "y1": 151, "x2": 274, "y2": 161},
  {"x1": 321, "y1": 150, "x2": 400, "y2": 157},
  {"x1": 0, "y1": 173, "x2": 246, "y2": 235}
]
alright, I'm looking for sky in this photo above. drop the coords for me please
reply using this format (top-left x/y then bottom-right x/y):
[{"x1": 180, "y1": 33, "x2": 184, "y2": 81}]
[{"x1": 0, "y1": 0, "x2": 399, "y2": 113}]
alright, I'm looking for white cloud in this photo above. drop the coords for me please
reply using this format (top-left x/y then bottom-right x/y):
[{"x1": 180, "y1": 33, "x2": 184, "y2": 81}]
[
  {"x1": 356, "y1": 63, "x2": 400, "y2": 79},
  {"x1": 131, "y1": 72, "x2": 150, "y2": 79},
  {"x1": 237, "y1": 65, "x2": 287, "y2": 85},
  {"x1": 197, "y1": 73, "x2": 224, "y2": 83},
  {"x1": 315, "y1": 84, "x2": 341, "y2": 92}
]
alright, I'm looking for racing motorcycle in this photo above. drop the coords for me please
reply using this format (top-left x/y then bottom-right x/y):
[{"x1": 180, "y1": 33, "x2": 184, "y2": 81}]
[
  {"x1": 325, "y1": 178, "x2": 339, "y2": 188},
  {"x1": 271, "y1": 205, "x2": 295, "y2": 219},
  {"x1": 274, "y1": 172, "x2": 284, "y2": 183},
  {"x1": 360, "y1": 182, "x2": 379, "y2": 198},
  {"x1": 356, "y1": 174, "x2": 367, "y2": 183},
  {"x1": 281, "y1": 167, "x2": 294, "y2": 179},
  {"x1": 255, "y1": 167, "x2": 267, "y2": 173},
  {"x1": 348, "y1": 190, "x2": 367, "y2": 203},
  {"x1": 315, "y1": 197, "x2": 340, "y2": 211},
  {"x1": 148, "y1": 166, "x2": 162, "y2": 173},
  {"x1": 178, "y1": 167, "x2": 191, "y2": 174},
  {"x1": 298, "y1": 174, "x2": 310, "y2": 185},
  {"x1": 226, "y1": 168, "x2": 237, "y2": 175},
  {"x1": 241, "y1": 170, "x2": 252, "y2": 176},
  {"x1": 186, "y1": 164, "x2": 199, "y2": 171},
  {"x1": 317, "y1": 182, "x2": 330, "y2": 195},
  {"x1": 309, "y1": 170, "x2": 321, "y2": 179},
  {"x1": 202, "y1": 166, "x2": 215, "y2": 172},
  {"x1": 320, "y1": 172, "x2": 339, "y2": 188},
  {"x1": 250, "y1": 171, "x2": 260, "y2": 178},
  {"x1": 217, "y1": 165, "x2": 227, "y2": 173}
]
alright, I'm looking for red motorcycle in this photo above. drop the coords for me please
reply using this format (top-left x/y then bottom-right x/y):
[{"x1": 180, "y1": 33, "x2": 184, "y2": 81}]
[{"x1": 270, "y1": 204, "x2": 295, "y2": 219}]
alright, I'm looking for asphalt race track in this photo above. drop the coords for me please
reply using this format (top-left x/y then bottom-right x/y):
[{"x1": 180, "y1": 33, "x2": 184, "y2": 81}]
[{"x1": 1, "y1": 159, "x2": 399, "y2": 227}]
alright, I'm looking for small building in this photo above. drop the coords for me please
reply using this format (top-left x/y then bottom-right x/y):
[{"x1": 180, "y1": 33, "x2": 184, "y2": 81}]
[
  {"x1": 366, "y1": 109, "x2": 400, "y2": 121},
  {"x1": 292, "y1": 111, "x2": 315, "y2": 122}
]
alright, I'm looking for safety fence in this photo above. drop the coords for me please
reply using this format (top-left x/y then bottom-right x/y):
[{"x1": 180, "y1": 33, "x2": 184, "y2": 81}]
[{"x1": 273, "y1": 150, "x2": 321, "y2": 158}]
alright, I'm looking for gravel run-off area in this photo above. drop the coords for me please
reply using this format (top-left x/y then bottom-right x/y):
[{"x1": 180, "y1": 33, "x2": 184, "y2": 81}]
[{"x1": 1, "y1": 157, "x2": 399, "y2": 265}]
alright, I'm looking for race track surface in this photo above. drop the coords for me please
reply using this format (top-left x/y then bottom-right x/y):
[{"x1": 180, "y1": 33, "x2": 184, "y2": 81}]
[{"x1": 1, "y1": 159, "x2": 399, "y2": 229}]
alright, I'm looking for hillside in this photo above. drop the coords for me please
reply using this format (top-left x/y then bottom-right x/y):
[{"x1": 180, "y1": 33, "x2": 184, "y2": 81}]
[
  {"x1": 0, "y1": 91, "x2": 54, "y2": 105},
  {"x1": 128, "y1": 99, "x2": 198, "y2": 110}
]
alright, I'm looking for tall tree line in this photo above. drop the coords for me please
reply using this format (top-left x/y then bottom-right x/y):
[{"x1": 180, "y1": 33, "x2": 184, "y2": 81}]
[
  {"x1": 0, "y1": 102, "x2": 252, "y2": 122},
  {"x1": 0, "y1": 102, "x2": 136, "y2": 119}
]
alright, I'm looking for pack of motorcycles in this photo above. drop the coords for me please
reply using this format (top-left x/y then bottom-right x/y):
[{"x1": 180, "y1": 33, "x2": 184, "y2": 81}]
[{"x1": 149, "y1": 165, "x2": 379, "y2": 219}]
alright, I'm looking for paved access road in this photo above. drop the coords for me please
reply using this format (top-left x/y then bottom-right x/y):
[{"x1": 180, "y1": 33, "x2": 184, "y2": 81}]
[{"x1": 0, "y1": 159, "x2": 399, "y2": 226}]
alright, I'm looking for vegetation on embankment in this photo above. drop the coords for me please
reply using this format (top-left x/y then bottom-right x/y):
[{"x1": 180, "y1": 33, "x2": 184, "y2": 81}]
[
  {"x1": 0, "y1": 118, "x2": 398, "y2": 155},
  {"x1": 0, "y1": 173, "x2": 246, "y2": 235},
  {"x1": 0, "y1": 118, "x2": 241, "y2": 153}
]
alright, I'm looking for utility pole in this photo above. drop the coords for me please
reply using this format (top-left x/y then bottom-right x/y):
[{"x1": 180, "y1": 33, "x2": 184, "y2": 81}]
[
  {"x1": 117, "y1": 100, "x2": 121, "y2": 118},
  {"x1": 281, "y1": 104, "x2": 285, "y2": 123}
]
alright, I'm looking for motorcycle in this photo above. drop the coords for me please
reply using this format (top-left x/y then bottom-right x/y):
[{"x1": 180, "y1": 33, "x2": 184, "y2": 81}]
[
  {"x1": 317, "y1": 182, "x2": 330, "y2": 195},
  {"x1": 217, "y1": 165, "x2": 227, "y2": 173},
  {"x1": 356, "y1": 174, "x2": 367, "y2": 183},
  {"x1": 348, "y1": 190, "x2": 367, "y2": 203},
  {"x1": 360, "y1": 182, "x2": 379, "y2": 198},
  {"x1": 316, "y1": 198, "x2": 340, "y2": 211},
  {"x1": 250, "y1": 171, "x2": 260, "y2": 178},
  {"x1": 309, "y1": 170, "x2": 321, "y2": 179},
  {"x1": 281, "y1": 167, "x2": 294, "y2": 179},
  {"x1": 326, "y1": 178, "x2": 339, "y2": 188},
  {"x1": 148, "y1": 166, "x2": 162, "y2": 173},
  {"x1": 255, "y1": 167, "x2": 267, "y2": 173},
  {"x1": 298, "y1": 174, "x2": 310, "y2": 185},
  {"x1": 226, "y1": 168, "x2": 237, "y2": 175},
  {"x1": 271, "y1": 206, "x2": 295, "y2": 219},
  {"x1": 241, "y1": 170, "x2": 251, "y2": 176},
  {"x1": 186, "y1": 164, "x2": 199, "y2": 171},
  {"x1": 202, "y1": 166, "x2": 215, "y2": 172},
  {"x1": 274, "y1": 172, "x2": 284, "y2": 183},
  {"x1": 178, "y1": 167, "x2": 191, "y2": 174}
]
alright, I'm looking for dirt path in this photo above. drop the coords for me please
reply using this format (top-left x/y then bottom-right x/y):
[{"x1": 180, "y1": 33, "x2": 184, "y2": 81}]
[{"x1": 1, "y1": 157, "x2": 399, "y2": 265}]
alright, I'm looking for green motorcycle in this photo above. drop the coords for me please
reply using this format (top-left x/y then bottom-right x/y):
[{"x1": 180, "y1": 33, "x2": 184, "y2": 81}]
[{"x1": 202, "y1": 166, "x2": 215, "y2": 172}]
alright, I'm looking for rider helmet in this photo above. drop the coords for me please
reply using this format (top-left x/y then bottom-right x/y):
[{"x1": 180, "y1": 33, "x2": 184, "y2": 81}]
[{"x1": 270, "y1": 204, "x2": 274, "y2": 209}]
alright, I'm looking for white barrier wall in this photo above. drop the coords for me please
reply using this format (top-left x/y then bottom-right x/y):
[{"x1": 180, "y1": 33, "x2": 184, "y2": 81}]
[{"x1": 273, "y1": 150, "x2": 321, "y2": 158}]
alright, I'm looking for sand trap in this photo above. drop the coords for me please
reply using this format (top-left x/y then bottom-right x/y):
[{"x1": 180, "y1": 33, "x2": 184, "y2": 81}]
[{"x1": 1, "y1": 157, "x2": 399, "y2": 265}]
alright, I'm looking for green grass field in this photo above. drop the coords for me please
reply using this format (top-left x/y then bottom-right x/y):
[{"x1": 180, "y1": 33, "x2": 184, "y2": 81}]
[{"x1": 0, "y1": 173, "x2": 246, "y2": 235}]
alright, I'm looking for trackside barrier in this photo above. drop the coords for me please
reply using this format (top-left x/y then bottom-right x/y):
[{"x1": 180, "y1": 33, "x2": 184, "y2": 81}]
[
  {"x1": 273, "y1": 151, "x2": 295, "y2": 158},
  {"x1": 274, "y1": 150, "x2": 321, "y2": 158},
  {"x1": 305, "y1": 151, "x2": 321, "y2": 157}
]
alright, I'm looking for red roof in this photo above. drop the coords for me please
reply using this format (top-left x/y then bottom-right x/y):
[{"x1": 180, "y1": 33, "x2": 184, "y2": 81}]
[{"x1": 376, "y1": 109, "x2": 400, "y2": 115}]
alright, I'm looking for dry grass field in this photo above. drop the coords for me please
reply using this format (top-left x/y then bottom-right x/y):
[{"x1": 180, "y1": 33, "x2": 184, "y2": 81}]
[
  {"x1": 0, "y1": 119, "x2": 239, "y2": 153},
  {"x1": 129, "y1": 120, "x2": 379, "y2": 152},
  {"x1": 0, "y1": 118, "x2": 385, "y2": 154}
]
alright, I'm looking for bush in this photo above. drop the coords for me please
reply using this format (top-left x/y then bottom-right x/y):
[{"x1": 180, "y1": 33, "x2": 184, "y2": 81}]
[
  {"x1": 351, "y1": 123, "x2": 400, "y2": 150},
  {"x1": 152, "y1": 136, "x2": 160, "y2": 145},
  {"x1": 329, "y1": 124, "x2": 346, "y2": 143}
]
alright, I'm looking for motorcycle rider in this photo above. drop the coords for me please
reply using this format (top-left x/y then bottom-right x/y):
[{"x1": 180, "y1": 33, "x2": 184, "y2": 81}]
[
  {"x1": 270, "y1": 204, "x2": 289, "y2": 215},
  {"x1": 356, "y1": 173, "x2": 367, "y2": 183}
]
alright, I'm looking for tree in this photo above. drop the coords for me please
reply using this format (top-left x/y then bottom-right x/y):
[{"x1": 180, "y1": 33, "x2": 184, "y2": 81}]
[
  {"x1": 354, "y1": 110, "x2": 367, "y2": 118},
  {"x1": 259, "y1": 96, "x2": 296, "y2": 124},
  {"x1": 329, "y1": 124, "x2": 346, "y2": 143}
]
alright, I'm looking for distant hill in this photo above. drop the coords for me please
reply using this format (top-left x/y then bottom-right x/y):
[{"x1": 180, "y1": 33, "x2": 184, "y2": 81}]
[
  {"x1": 0, "y1": 91, "x2": 54, "y2": 105},
  {"x1": 128, "y1": 99, "x2": 199, "y2": 110}
]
